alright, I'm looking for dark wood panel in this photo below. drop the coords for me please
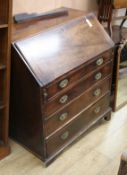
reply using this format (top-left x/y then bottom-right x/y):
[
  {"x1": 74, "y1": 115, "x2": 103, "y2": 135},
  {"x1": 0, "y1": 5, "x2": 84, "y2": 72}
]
[
  {"x1": 0, "y1": 71, "x2": 5, "y2": 104},
  {"x1": 0, "y1": 0, "x2": 9, "y2": 24},
  {"x1": 0, "y1": 28, "x2": 8, "y2": 65},
  {"x1": 0, "y1": 110, "x2": 4, "y2": 141},
  {"x1": 10, "y1": 47, "x2": 46, "y2": 159}
]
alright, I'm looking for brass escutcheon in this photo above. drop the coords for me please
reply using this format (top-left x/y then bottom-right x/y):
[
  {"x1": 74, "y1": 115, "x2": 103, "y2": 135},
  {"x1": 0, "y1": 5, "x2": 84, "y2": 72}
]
[
  {"x1": 95, "y1": 72, "x2": 102, "y2": 80},
  {"x1": 59, "y1": 112, "x2": 68, "y2": 121},
  {"x1": 59, "y1": 95, "x2": 68, "y2": 104},
  {"x1": 94, "y1": 106, "x2": 101, "y2": 114},
  {"x1": 60, "y1": 131, "x2": 69, "y2": 140},
  {"x1": 96, "y1": 58, "x2": 104, "y2": 66},
  {"x1": 59, "y1": 79, "x2": 69, "y2": 89},
  {"x1": 93, "y1": 88, "x2": 101, "y2": 96}
]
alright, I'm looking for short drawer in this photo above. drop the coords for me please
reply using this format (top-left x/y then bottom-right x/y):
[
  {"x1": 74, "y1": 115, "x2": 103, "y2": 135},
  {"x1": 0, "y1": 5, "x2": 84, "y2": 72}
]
[
  {"x1": 44, "y1": 51, "x2": 112, "y2": 99},
  {"x1": 44, "y1": 76, "x2": 111, "y2": 137},
  {"x1": 44, "y1": 61, "x2": 112, "y2": 116},
  {"x1": 46, "y1": 94, "x2": 110, "y2": 157}
]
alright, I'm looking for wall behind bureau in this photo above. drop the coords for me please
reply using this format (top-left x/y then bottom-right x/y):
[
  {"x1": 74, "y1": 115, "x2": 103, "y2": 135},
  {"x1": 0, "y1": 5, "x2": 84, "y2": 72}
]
[
  {"x1": 13, "y1": 0, "x2": 98, "y2": 14},
  {"x1": 13, "y1": 0, "x2": 127, "y2": 26}
]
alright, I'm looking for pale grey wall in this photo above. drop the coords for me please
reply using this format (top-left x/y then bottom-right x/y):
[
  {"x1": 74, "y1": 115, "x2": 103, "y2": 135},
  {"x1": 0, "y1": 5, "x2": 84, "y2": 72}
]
[{"x1": 13, "y1": 0, "x2": 98, "y2": 14}]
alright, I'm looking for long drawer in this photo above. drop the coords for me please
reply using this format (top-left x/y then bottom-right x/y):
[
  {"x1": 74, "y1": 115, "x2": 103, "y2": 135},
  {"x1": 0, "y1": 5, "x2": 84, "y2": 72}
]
[
  {"x1": 46, "y1": 94, "x2": 110, "y2": 157},
  {"x1": 44, "y1": 76, "x2": 111, "y2": 137},
  {"x1": 44, "y1": 61, "x2": 112, "y2": 116},
  {"x1": 44, "y1": 51, "x2": 112, "y2": 99}
]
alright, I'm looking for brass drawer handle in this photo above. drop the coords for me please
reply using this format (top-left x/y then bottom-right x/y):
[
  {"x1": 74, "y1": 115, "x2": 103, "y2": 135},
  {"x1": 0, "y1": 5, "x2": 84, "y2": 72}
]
[
  {"x1": 59, "y1": 79, "x2": 69, "y2": 89},
  {"x1": 59, "y1": 112, "x2": 68, "y2": 121},
  {"x1": 96, "y1": 58, "x2": 104, "y2": 66},
  {"x1": 95, "y1": 72, "x2": 102, "y2": 80},
  {"x1": 59, "y1": 95, "x2": 68, "y2": 104},
  {"x1": 94, "y1": 106, "x2": 101, "y2": 114},
  {"x1": 60, "y1": 131, "x2": 69, "y2": 140},
  {"x1": 93, "y1": 88, "x2": 101, "y2": 97}
]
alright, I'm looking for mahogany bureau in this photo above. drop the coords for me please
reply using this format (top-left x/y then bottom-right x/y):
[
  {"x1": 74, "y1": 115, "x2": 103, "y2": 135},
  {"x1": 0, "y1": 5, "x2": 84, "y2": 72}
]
[{"x1": 10, "y1": 13, "x2": 114, "y2": 166}]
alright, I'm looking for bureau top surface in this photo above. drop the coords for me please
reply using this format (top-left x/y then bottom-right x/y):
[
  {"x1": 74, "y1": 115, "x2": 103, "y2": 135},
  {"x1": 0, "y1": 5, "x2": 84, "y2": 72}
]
[
  {"x1": 14, "y1": 13, "x2": 114, "y2": 86},
  {"x1": 12, "y1": 8, "x2": 86, "y2": 41}
]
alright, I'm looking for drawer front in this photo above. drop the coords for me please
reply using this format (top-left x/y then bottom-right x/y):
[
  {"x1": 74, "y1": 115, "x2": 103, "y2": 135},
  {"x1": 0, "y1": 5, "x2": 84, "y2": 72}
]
[
  {"x1": 46, "y1": 94, "x2": 110, "y2": 157},
  {"x1": 44, "y1": 76, "x2": 111, "y2": 137},
  {"x1": 45, "y1": 51, "x2": 112, "y2": 99},
  {"x1": 44, "y1": 61, "x2": 112, "y2": 116}
]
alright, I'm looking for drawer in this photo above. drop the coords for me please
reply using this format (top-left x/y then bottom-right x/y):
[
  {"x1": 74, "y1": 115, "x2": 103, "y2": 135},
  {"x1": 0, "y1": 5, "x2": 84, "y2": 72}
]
[
  {"x1": 44, "y1": 61, "x2": 112, "y2": 116},
  {"x1": 44, "y1": 76, "x2": 111, "y2": 137},
  {"x1": 46, "y1": 94, "x2": 110, "y2": 157},
  {"x1": 44, "y1": 51, "x2": 112, "y2": 99}
]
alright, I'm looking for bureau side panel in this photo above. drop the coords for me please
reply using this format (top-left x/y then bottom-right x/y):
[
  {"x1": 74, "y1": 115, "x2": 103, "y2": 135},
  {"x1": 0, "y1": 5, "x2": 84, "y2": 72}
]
[{"x1": 9, "y1": 46, "x2": 45, "y2": 160}]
